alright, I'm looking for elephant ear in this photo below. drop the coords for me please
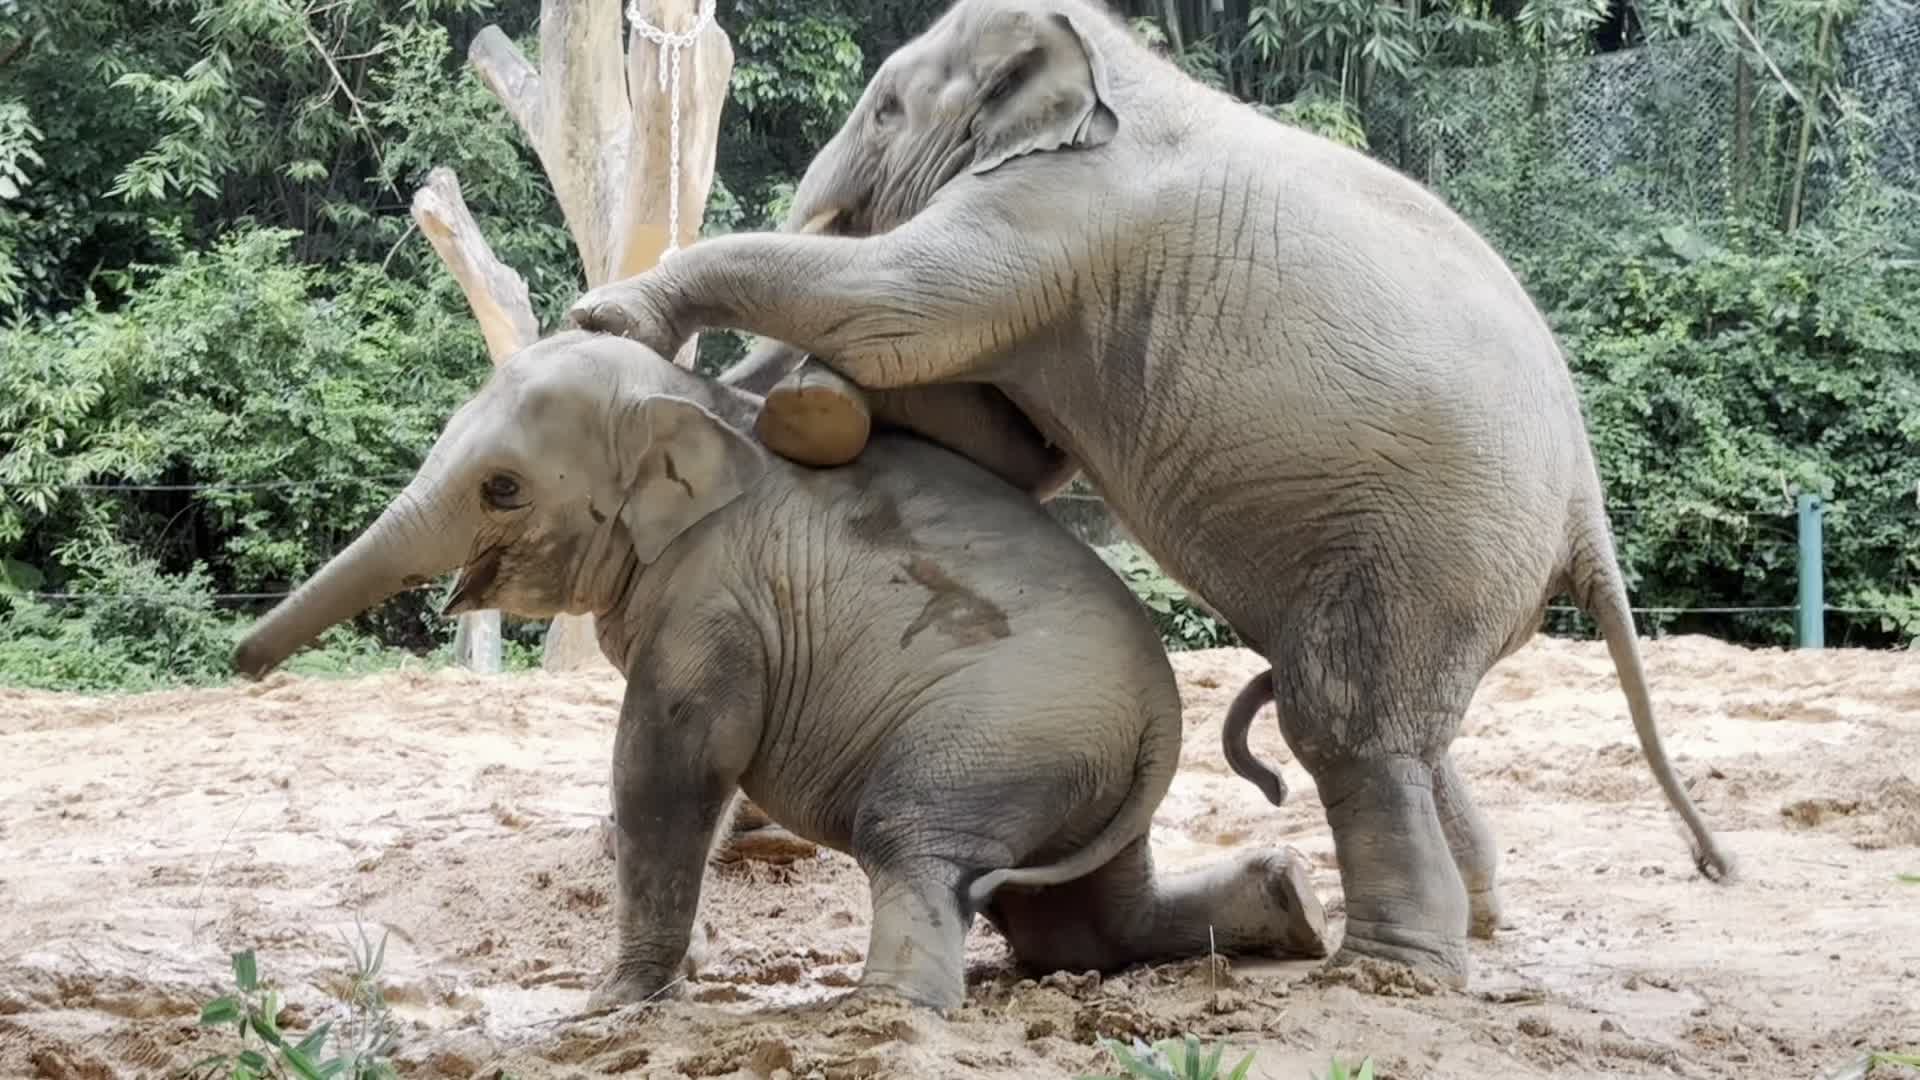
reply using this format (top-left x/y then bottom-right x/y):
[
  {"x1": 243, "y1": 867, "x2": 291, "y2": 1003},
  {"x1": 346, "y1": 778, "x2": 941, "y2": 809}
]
[
  {"x1": 613, "y1": 395, "x2": 769, "y2": 564},
  {"x1": 968, "y1": 9, "x2": 1117, "y2": 176}
]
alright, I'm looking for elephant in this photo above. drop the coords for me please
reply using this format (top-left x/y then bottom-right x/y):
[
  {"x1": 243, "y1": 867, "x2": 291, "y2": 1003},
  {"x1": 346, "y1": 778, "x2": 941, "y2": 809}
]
[
  {"x1": 564, "y1": 0, "x2": 1735, "y2": 984},
  {"x1": 713, "y1": 209, "x2": 1080, "y2": 503},
  {"x1": 228, "y1": 331, "x2": 1328, "y2": 1010}
]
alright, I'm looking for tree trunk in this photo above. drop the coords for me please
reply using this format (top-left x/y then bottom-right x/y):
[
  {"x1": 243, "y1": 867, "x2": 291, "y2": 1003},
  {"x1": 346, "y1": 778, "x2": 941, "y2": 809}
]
[
  {"x1": 411, "y1": 168, "x2": 540, "y2": 674},
  {"x1": 1731, "y1": 0, "x2": 1753, "y2": 211},
  {"x1": 468, "y1": 0, "x2": 734, "y2": 673},
  {"x1": 1784, "y1": 11, "x2": 1832, "y2": 233}
]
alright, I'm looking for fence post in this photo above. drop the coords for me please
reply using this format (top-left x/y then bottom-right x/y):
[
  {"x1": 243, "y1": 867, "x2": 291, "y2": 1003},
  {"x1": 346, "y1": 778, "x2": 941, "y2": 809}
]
[{"x1": 1796, "y1": 494, "x2": 1825, "y2": 650}]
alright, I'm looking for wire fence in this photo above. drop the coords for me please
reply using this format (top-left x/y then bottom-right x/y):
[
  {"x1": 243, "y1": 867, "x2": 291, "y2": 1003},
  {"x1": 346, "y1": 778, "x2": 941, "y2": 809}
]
[
  {"x1": 0, "y1": 473, "x2": 415, "y2": 606},
  {"x1": 0, "y1": 474, "x2": 1911, "y2": 624},
  {"x1": 1362, "y1": 3, "x2": 1920, "y2": 248},
  {"x1": 0, "y1": 474, "x2": 413, "y2": 493}
]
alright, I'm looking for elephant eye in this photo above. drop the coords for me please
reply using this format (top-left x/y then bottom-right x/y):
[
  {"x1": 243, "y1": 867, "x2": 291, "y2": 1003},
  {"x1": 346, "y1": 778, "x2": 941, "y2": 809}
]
[
  {"x1": 984, "y1": 50, "x2": 1041, "y2": 106},
  {"x1": 873, "y1": 92, "x2": 901, "y2": 124},
  {"x1": 481, "y1": 473, "x2": 524, "y2": 509}
]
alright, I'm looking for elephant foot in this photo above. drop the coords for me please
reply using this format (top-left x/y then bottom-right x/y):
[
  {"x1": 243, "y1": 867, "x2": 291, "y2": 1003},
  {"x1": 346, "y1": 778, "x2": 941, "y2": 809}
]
[
  {"x1": 1253, "y1": 848, "x2": 1330, "y2": 958},
  {"x1": 1312, "y1": 755, "x2": 1473, "y2": 989},
  {"x1": 1434, "y1": 753, "x2": 1506, "y2": 942},
  {"x1": 585, "y1": 967, "x2": 685, "y2": 1012},
  {"x1": 732, "y1": 797, "x2": 776, "y2": 832},
  {"x1": 1327, "y1": 921, "x2": 1470, "y2": 990},
  {"x1": 755, "y1": 359, "x2": 872, "y2": 467},
  {"x1": 850, "y1": 975, "x2": 961, "y2": 1013},
  {"x1": 717, "y1": 823, "x2": 820, "y2": 865},
  {"x1": 1467, "y1": 886, "x2": 1506, "y2": 940}
]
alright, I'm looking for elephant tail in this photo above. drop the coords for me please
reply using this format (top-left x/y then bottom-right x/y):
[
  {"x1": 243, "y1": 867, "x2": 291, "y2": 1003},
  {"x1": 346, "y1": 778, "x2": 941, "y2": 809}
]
[
  {"x1": 964, "y1": 690, "x2": 1183, "y2": 912},
  {"x1": 1222, "y1": 670, "x2": 1287, "y2": 806},
  {"x1": 1571, "y1": 511, "x2": 1735, "y2": 884}
]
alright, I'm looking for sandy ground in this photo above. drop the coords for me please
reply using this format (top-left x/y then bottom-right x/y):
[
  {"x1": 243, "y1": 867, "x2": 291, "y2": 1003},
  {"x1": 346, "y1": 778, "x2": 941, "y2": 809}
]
[{"x1": 2, "y1": 636, "x2": 1917, "y2": 1079}]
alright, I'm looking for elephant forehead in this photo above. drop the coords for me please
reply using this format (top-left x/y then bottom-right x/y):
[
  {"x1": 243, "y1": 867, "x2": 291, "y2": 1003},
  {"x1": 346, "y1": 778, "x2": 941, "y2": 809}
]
[
  {"x1": 934, "y1": 77, "x2": 971, "y2": 114},
  {"x1": 880, "y1": 39, "x2": 931, "y2": 85}
]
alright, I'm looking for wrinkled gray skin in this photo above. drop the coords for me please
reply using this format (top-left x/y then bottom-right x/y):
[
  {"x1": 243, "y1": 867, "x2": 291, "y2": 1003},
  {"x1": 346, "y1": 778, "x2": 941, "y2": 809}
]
[
  {"x1": 229, "y1": 332, "x2": 1327, "y2": 1010},
  {"x1": 566, "y1": 0, "x2": 1735, "y2": 983}
]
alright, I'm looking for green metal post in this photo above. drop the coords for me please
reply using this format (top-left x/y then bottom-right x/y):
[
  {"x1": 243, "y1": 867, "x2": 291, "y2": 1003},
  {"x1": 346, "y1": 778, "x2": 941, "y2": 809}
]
[{"x1": 1796, "y1": 494, "x2": 1825, "y2": 649}]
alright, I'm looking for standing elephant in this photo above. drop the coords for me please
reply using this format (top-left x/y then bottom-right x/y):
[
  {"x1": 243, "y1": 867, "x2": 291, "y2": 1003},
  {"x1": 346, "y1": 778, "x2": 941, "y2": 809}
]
[
  {"x1": 229, "y1": 332, "x2": 1327, "y2": 1010},
  {"x1": 566, "y1": 0, "x2": 1734, "y2": 983}
]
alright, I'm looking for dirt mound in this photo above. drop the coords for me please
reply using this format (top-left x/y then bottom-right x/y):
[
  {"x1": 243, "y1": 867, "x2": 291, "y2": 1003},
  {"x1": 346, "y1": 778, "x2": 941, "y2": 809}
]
[{"x1": 2, "y1": 636, "x2": 1917, "y2": 1078}]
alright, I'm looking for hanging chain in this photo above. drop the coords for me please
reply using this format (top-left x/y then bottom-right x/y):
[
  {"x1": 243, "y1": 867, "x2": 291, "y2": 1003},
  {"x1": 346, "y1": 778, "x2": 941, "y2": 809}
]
[{"x1": 625, "y1": 0, "x2": 718, "y2": 259}]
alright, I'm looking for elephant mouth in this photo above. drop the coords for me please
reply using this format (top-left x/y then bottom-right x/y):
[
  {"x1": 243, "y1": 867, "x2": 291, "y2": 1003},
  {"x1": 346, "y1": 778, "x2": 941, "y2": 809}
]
[
  {"x1": 803, "y1": 207, "x2": 873, "y2": 241},
  {"x1": 443, "y1": 545, "x2": 505, "y2": 616}
]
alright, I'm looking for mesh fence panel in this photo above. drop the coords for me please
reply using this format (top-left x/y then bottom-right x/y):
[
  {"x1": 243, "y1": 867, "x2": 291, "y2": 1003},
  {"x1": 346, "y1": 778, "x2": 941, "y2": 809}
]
[
  {"x1": 1845, "y1": 2, "x2": 1920, "y2": 191},
  {"x1": 1362, "y1": 10, "x2": 1919, "y2": 248}
]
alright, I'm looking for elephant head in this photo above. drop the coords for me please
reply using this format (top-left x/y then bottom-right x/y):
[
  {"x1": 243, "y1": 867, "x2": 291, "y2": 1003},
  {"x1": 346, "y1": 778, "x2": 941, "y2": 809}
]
[
  {"x1": 782, "y1": 0, "x2": 1119, "y2": 238},
  {"x1": 232, "y1": 333, "x2": 767, "y2": 678}
]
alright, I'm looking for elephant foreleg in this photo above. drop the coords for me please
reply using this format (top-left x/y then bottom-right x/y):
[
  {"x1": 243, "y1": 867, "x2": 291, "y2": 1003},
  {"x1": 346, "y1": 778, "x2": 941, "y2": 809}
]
[
  {"x1": 591, "y1": 676, "x2": 756, "y2": 1010},
  {"x1": 743, "y1": 355, "x2": 1078, "y2": 497},
  {"x1": 856, "y1": 856, "x2": 973, "y2": 1010},
  {"x1": 868, "y1": 381, "x2": 1078, "y2": 499},
  {"x1": 568, "y1": 199, "x2": 1073, "y2": 392}
]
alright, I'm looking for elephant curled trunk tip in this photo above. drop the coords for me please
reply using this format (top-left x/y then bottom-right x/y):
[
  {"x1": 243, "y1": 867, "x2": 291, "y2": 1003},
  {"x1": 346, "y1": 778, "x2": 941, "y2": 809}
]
[{"x1": 232, "y1": 637, "x2": 280, "y2": 682}]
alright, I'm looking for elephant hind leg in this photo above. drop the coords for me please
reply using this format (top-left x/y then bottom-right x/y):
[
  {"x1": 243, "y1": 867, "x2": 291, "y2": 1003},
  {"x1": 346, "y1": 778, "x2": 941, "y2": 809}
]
[
  {"x1": 1260, "y1": 555, "x2": 1513, "y2": 985},
  {"x1": 986, "y1": 836, "x2": 1328, "y2": 975},
  {"x1": 1434, "y1": 752, "x2": 1504, "y2": 939},
  {"x1": 1308, "y1": 752, "x2": 1472, "y2": 982}
]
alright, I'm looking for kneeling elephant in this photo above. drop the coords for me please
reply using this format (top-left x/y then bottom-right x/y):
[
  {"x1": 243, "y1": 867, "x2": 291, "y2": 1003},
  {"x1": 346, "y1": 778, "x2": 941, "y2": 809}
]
[{"x1": 230, "y1": 331, "x2": 1327, "y2": 1010}]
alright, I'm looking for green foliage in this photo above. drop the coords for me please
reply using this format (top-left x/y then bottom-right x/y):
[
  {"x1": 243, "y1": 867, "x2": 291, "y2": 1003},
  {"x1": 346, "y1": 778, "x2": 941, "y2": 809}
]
[
  {"x1": 0, "y1": 0, "x2": 550, "y2": 317},
  {"x1": 1319, "y1": 1058, "x2": 1377, "y2": 1080},
  {"x1": 4, "y1": 0, "x2": 1919, "y2": 691},
  {"x1": 1083, "y1": 1034, "x2": 1256, "y2": 1080},
  {"x1": 0, "y1": 544, "x2": 234, "y2": 690},
  {"x1": 1495, "y1": 178, "x2": 1920, "y2": 644},
  {"x1": 731, "y1": 13, "x2": 866, "y2": 145},
  {"x1": 0, "y1": 226, "x2": 493, "y2": 681},
  {"x1": 1098, "y1": 543, "x2": 1238, "y2": 651},
  {"x1": 368, "y1": 18, "x2": 578, "y2": 321},
  {"x1": 1259, "y1": 94, "x2": 1370, "y2": 149},
  {"x1": 189, "y1": 928, "x2": 399, "y2": 1080},
  {"x1": 711, "y1": 0, "x2": 871, "y2": 233},
  {"x1": 0, "y1": 99, "x2": 46, "y2": 309}
]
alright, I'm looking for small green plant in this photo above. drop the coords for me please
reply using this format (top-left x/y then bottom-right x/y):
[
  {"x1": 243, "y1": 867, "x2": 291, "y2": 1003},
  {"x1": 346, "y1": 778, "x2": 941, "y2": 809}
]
[
  {"x1": 1321, "y1": 1058, "x2": 1377, "y2": 1080},
  {"x1": 1082, "y1": 1034, "x2": 1256, "y2": 1080},
  {"x1": 187, "y1": 925, "x2": 399, "y2": 1080},
  {"x1": 1097, "y1": 543, "x2": 1238, "y2": 651},
  {"x1": 1895, "y1": 873, "x2": 1919, "y2": 885},
  {"x1": 1872, "y1": 1050, "x2": 1920, "y2": 1069}
]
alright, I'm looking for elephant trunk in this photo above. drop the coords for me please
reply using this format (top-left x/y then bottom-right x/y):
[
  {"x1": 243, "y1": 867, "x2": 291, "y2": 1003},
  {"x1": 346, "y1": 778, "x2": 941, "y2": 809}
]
[
  {"x1": 782, "y1": 129, "x2": 867, "y2": 237},
  {"x1": 232, "y1": 481, "x2": 470, "y2": 679}
]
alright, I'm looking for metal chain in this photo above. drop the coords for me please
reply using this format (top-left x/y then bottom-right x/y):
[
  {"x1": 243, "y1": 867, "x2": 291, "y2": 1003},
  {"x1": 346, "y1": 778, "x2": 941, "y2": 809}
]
[{"x1": 625, "y1": 0, "x2": 718, "y2": 259}]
